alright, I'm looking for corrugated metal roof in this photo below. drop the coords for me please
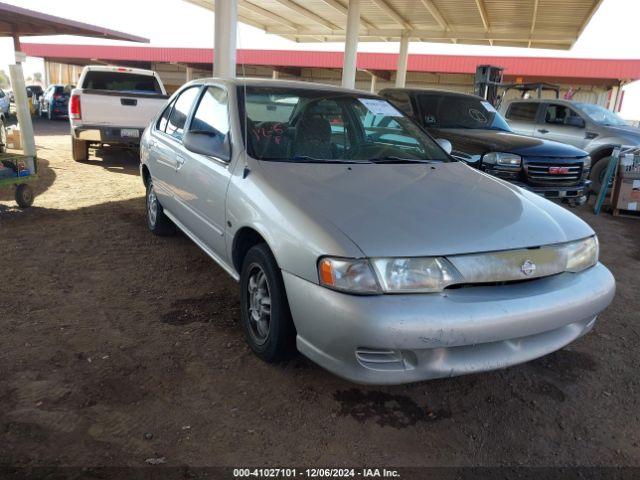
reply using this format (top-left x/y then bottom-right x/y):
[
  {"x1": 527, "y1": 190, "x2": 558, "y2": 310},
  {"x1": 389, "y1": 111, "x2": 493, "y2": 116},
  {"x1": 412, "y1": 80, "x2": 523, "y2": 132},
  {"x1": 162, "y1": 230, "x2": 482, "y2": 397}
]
[
  {"x1": 0, "y1": 2, "x2": 148, "y2": 43},
  {"x1": 185, "y1": 0, "x2": 603, "y2": 49},
  {"x1": 22, "y1": 43, "x2": 640, "y2": 81}
]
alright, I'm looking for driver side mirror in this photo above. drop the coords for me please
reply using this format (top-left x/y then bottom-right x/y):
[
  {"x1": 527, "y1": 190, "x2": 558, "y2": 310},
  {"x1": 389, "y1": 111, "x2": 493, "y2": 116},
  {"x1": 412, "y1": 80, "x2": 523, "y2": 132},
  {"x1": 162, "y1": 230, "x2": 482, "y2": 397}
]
[
  {"x1": 436, "y1": 138, "x2": 453, "y2": 155},
  {"x1": 183, "y1": 130, "x2": 231, "y2": 161}
]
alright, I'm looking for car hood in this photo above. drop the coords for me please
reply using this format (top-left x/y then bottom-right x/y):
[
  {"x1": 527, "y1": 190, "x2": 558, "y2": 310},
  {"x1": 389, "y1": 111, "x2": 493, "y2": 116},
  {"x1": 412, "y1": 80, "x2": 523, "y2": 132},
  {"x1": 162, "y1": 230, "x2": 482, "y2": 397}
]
[
  {"x1": 432, "y1": 128, "x2": 588, "y2": 158},
  {"x1": 599, "y1": 124, "x2": 640, "y2": 142},
  {"x1": 257, "y1": 160, "x2": 594, "y2": 258}
]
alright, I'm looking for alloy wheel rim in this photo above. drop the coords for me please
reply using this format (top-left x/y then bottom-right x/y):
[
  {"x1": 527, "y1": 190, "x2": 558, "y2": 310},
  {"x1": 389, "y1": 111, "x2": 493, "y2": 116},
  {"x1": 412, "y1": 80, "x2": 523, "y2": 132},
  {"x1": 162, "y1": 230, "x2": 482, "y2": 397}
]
[
  {"x1": 147, "y1": 186, "x2": 158, "y2": 226},
  {"x1": 246, "y1": 264, "x2": 272, "y2": 345}
]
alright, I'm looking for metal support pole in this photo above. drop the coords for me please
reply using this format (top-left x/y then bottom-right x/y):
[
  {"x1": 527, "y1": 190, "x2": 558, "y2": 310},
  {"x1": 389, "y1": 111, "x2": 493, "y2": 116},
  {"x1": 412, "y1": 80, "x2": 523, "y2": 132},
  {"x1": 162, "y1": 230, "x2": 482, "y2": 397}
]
[
  {"x1": 341, "y1": 0, "x2": 361, "y2": 89},
  {"x1": 213, "y1": 0, "x2": 238, "y2": 78},
  {"x1": 10, "y1": 35, "x2": 37, "y2": 163},
  {"x1": 608, "y1": 85, "x2": 619, "y2": 112},
  {"x1": 395, "y1": 32, "x2": 410, "y2": 88},
  {"x1": 9, "y1": 64, "x2": 37, "y2": 162},
  {"x1": 186, "y1": 66, "x2": 194, "y2": 82},
  {"x1": 370, "y1": 73, "x2": 377, "y2": 93},
  {"x1": 44, "y1": 60, "x2": 51, "y2": 86},
  {"x1": 272, "y1": 69, "x2": 279, "y2": 79}
]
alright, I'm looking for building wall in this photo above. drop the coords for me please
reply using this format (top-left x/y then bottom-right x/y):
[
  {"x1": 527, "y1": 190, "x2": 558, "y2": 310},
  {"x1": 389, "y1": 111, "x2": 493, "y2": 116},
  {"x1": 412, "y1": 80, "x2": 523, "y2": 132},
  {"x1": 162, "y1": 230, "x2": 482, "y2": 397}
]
[{"x1": 48, "y1": 60, "x2": 611, "y2": 108}]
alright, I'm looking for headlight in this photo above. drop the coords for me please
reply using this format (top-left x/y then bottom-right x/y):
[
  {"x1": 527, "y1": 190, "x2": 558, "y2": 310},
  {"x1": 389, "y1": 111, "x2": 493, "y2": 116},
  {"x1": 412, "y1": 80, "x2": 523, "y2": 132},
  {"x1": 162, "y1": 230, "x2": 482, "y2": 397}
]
[
  {"x1": 582, "y1": 156, "x2": 592, "y2": 170},
  {"x1": 318, "y1": 257, "x2": 380, "y2": 294},
  {"x1": 371, "y1": 257, "x2": 462, "y2": 293},
  {"x1": 564, "y1": 236, "x2": 599, "y2": 272},
  {"x1": 319, "y1": 256, "x2": 462, "y2": 294},
  {"x1": 483, "y1": 152, "x2": 522, "y2": 167}
]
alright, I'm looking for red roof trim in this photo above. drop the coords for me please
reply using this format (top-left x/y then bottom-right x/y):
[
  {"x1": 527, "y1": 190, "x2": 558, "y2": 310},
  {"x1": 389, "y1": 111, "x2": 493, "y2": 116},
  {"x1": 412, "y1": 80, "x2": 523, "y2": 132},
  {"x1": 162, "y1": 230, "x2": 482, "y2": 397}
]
[{"x1": 21, "y1": 43, "x2": 640, "y2": 81}]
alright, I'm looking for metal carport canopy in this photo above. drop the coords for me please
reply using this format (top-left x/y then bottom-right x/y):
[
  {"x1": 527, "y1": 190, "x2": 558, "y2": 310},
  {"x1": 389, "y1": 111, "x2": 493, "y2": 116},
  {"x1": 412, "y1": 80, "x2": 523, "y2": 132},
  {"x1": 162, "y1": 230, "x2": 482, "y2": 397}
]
[
  {"x1": 185, "y1": 0, "x2": 604, "y2": 89},
  {"x1": 1, "y1": 1, "x2": 148, "y2": 161}
]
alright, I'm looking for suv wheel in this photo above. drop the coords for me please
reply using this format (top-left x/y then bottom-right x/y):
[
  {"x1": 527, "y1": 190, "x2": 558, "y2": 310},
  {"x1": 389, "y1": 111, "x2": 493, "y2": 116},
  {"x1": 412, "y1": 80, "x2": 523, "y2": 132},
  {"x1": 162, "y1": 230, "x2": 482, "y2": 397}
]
[
  {"x1": 0, "y1": 118, "x2": 7, "y2": 153},
  {"x1": 240, "y1": 244, "x2": 295, "y2": 362},
  {"x1": 146, "y1": 180, "x2": 175, "y2": 236}
]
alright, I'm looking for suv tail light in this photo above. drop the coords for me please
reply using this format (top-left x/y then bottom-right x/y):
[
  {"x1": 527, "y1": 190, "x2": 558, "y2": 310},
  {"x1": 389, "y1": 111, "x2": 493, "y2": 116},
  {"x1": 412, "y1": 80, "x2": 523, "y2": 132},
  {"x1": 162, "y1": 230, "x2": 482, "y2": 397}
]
[{"x1": 69, "y1": 94, "x2": 81, "y2": 120}]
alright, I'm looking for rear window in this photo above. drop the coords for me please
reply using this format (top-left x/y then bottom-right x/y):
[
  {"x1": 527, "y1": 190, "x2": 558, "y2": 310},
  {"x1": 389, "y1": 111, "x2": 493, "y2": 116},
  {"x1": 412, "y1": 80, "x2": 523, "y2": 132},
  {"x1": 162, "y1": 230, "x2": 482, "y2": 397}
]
[
  {"x1": 82, "y1": 71, "x2": 162, "y2": 94},
  {"x1": 506, "y1": 102, "x2": 539, "y2": 121}
]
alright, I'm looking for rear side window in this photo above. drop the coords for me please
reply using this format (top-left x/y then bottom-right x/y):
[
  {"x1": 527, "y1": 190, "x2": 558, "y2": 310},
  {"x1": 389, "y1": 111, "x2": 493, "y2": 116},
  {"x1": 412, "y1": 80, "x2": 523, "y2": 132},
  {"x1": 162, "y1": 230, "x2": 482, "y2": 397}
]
[
  {"x1": 506, "y1": 102, "x2": 539, "y2": 121},
  {"x1": 189, "y1": 86, "x2": 231, "y2": 160},
  {"x1": 82, "y1": 71, "x2": 162, "y2": 94},
  {"x1": 166, "y1": 87, "x2": 200, "y2": 140},
  {"x1": 156, "y1": 100, "x2": 175, "y2": 132}
]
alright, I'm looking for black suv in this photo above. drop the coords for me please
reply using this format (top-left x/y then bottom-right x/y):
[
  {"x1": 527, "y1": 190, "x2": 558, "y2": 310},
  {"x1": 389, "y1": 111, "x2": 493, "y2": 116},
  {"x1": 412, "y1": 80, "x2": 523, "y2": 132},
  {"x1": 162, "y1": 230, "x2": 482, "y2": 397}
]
[{"x1": 380, "y1": 88, "x2": 592, "y2": 205}]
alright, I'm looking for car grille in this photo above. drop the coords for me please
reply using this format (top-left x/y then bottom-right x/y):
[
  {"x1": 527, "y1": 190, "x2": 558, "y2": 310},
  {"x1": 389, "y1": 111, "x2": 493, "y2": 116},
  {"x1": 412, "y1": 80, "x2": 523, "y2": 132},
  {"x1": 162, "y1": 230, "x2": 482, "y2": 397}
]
[{"x1": 525, "y1": 161, "x2": 582, "y2": 186}]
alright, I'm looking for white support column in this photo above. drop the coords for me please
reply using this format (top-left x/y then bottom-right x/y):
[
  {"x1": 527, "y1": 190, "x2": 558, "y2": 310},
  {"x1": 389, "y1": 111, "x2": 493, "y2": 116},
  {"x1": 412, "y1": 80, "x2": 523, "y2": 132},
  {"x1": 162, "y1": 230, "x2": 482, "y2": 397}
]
[
  {"x1": 608, "y1": 85, "x2": 619, "y2": 112},
  {"x1": 44, "y1": 60, "x2": 50, "y2": 86},
  {"x1": 341, "y1": 0, "x2": 361, "y2": 89},
  {"x1": 58, "y1": 63, "x2": 63, "y2": 84},
  {"x1": 369, "y1": 73, "x2": 377, "y2": 93},
  {"x1": 395, "y1": 32, "x2": 410, "y2": 88},
  {"x1": 213, "y1": 0, "x2": 238, "y2": 78},
  {"x1": 272, "y1": 69, "x2": 280, "y2": 79},
  {"x1": 186, "y1": 66, "x2": 194, "y2": 82},
  {"x1": 10, "y1": 36, "x2": 37, "y2": 164}
]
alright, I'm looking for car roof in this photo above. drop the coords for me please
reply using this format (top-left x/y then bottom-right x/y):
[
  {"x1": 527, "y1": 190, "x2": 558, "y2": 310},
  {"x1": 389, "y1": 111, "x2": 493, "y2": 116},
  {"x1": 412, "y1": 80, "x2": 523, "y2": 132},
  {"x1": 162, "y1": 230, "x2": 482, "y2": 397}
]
[{"x1": 186, "y1": 77, "x2": 376, "y2": 96}]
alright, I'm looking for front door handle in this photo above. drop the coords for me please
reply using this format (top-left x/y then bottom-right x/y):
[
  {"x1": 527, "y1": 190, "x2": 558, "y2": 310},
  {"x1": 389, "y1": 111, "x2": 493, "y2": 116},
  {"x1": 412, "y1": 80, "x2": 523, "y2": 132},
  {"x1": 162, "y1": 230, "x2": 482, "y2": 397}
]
[
  {"x1": 176, "y1": 155, "x2": 186, "y2": 170},
  {"x1": 538, "y1": 128, "x2": 549, "y2": 134}
]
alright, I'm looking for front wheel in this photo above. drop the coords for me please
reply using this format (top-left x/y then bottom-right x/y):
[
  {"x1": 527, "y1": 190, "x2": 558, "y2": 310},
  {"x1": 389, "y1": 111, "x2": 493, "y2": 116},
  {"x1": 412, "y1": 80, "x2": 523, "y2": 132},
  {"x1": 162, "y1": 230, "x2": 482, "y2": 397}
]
[
  {"x1": 240, "y1": 244, "x2": 295, "y2": 362},
  {"x1": 590, "y1": 156, "x2": 612, "y2": 194}
]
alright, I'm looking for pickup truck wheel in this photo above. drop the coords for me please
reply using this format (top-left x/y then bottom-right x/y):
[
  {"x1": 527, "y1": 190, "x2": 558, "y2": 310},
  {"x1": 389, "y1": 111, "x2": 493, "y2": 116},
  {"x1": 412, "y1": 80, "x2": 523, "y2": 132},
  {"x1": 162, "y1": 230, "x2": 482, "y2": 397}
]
[
  {"x1": 146, "y1": 180, "x2": 175, "y2": 236},
  {"x1": 71, "y1": 137, "x2": 89, "y2": 162},
  {"x1": 590, "y1": 156, "x2": 612, "y2": 194},
  {"x1": 240, "y1": 244, "x2": 295, "y2": 362}
]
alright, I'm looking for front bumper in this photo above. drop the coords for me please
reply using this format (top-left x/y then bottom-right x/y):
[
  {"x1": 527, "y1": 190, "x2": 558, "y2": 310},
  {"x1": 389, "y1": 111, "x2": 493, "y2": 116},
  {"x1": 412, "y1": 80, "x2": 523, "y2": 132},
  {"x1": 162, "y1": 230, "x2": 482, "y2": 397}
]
[
  {"x1": 283, "y1": 263, "x2": 615, "y2": 384},
  {"x1": 72, "y1": 125, "x2": 143, "y2": 146},
  {"x1": 516, "y1": 180, "x2": 591, "y2": 200}
]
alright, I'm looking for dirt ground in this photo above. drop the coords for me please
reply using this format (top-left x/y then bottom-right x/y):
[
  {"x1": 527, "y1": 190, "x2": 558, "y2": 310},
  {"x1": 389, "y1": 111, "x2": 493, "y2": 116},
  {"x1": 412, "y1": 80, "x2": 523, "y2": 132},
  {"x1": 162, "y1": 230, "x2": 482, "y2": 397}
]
[{"x1": 0, "y1": 120, "x2": 639, "y2": 470}]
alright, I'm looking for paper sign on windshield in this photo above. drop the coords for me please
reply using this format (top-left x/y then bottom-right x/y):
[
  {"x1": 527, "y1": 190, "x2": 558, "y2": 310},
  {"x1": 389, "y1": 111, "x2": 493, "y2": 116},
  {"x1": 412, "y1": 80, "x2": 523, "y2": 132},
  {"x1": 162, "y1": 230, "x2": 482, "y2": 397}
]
[
  {"x1": 481, "y1": 101, "x2": 497, "y2": 113},
  {"x1": 359, "y1": 98, "x2": 403, "y2": 117}
]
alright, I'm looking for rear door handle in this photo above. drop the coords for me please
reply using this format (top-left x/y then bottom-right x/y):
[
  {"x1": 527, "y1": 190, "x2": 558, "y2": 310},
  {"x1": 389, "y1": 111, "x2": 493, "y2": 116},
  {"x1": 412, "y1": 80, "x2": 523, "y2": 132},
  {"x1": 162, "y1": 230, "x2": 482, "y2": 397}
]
[
  {"x1": 176, "y1": 155, "x2": 186, "y2": 170},
  {"x1": 537, "y1": 129, "x2": 549, "y2": 134}
]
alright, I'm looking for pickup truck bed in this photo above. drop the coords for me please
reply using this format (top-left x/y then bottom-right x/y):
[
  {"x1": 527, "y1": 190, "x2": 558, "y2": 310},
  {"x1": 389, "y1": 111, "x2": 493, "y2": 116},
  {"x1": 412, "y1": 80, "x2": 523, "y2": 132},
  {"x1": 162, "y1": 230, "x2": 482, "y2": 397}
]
[{"x1": 69, "y1": 66, "x2": 169, "y2": 162}]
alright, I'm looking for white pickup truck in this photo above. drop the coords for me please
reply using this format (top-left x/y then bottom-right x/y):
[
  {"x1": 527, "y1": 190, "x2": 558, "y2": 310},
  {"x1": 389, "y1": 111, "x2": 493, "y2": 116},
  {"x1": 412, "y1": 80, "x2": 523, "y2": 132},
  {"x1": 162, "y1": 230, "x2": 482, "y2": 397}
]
[{"x1": 69, "y1": 66, "x2": 169, "y2": 161}]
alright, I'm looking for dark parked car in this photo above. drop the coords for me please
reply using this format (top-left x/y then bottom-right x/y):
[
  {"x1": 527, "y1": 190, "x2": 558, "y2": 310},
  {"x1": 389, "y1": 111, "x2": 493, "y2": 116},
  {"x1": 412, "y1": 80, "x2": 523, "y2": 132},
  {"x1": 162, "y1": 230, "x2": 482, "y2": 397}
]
[
  {"x1": 26, "y1": 85, "x2": 44, "y2": 100},
  {"x1": 380, "y1": 88, "x2": 592, "y2": 205},
  {"x1": 38, "y1": 84, "x2": 73, "y2": 120}
]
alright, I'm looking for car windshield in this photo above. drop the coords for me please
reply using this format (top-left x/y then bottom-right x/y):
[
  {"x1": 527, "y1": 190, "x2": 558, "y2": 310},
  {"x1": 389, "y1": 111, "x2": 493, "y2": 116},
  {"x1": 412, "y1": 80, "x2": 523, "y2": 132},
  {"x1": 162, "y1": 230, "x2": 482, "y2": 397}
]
[
  {"x1": 417, "y1": 93, "x2": 511, "y2": 132},
  {"x1": 239, "y1": 86, "x2": 449, "y2": 163},
  {"x1": 574, "y1": 102, "x2": 628, "y2": 126}
]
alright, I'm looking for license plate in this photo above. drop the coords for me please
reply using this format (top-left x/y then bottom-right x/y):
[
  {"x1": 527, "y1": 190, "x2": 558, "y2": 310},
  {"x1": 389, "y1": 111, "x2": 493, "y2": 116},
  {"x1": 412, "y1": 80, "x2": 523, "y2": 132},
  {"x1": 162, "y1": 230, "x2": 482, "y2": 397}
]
[{"x1": 121, "y1": 129, "x2": 139, "y2": 138}]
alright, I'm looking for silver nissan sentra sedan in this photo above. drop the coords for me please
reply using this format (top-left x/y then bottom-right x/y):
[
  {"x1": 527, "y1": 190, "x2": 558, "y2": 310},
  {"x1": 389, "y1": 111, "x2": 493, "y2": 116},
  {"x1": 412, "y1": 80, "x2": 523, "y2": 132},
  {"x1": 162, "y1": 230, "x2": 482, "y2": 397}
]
[{"x1": 140, "y1": 78, "x2": 615, "y2": 385}]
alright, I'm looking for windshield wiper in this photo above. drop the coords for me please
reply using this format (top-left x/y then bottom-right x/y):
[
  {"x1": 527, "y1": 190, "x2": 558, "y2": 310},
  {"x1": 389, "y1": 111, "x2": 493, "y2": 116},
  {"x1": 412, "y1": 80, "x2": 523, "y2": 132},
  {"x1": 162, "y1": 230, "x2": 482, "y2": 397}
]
[
  {"x1": 263, "y1": 155, "x2": 370, "y2": 164},
  {"x1": 370, "y1": 156, "x2": 438, "y2": 164}
]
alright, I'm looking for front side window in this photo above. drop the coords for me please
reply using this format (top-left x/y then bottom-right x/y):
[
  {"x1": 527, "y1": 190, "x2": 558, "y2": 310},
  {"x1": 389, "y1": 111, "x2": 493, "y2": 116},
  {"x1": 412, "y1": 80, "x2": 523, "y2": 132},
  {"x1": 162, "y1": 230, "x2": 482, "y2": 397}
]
[
  {"x1": 506, "y1": 102, "x2": 539, "y2": 121},
  {"x1": 417, "y1": 93, "x2": 511, "y2": 132},
  {"x1": 188, "y1": 86, "x2": 231, "y2": 160},
  {"x1": 544, "y1": 104, "x2": 584, "y2": 128},
  {"x1": 166, "y1": 87, "x2": 200, "y2": 140},
  {"x1": 240, "y1": 87, "x2": 447, "y2": 163}
]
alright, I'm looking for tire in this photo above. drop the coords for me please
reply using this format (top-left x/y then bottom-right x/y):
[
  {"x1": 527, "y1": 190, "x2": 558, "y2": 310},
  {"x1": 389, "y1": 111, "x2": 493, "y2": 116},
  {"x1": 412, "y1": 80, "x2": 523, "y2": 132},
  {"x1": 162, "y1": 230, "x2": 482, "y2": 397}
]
[
  {"x1": 15, "y1": 184, "x2": 34, "y2": 208},
  {"x1": 590, "y1": 156, "x2": 612, "y2": 194},
  {"x1": 146, "y1": 179, "x2": 175, "y2": 236},
  {"x1": 240, "y1": 244, "x2": 296, "y2": 362},
  {"x1": 0, "y1": 119, "x2": 6, "y2": 154},
  {"x1": 71, "y1": 137, "x2": 89, "y2": 162}
]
